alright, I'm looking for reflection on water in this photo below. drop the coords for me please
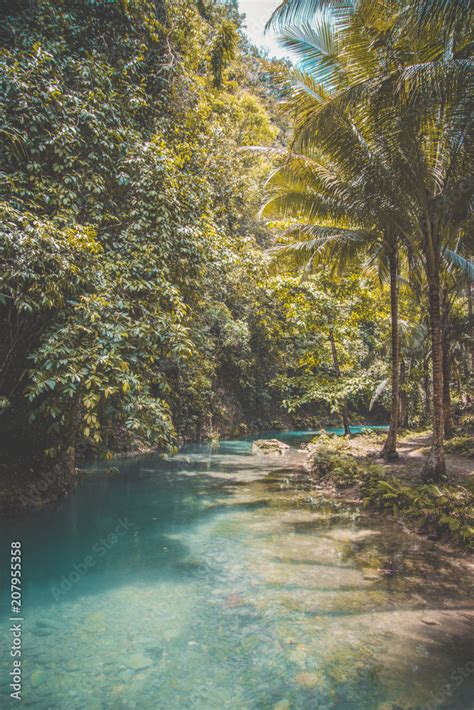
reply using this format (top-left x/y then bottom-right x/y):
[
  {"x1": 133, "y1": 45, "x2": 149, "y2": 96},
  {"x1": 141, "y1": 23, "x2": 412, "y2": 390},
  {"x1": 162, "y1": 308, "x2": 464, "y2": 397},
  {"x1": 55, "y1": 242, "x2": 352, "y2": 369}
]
[{"x1": 0, "y1": 434, "x2": 473, "y2": 709}]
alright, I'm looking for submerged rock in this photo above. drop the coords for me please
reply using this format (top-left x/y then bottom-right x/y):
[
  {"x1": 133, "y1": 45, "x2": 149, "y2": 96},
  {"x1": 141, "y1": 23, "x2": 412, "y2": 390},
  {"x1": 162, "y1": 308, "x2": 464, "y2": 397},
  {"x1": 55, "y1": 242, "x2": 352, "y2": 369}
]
[
  {"x1": 128, "y1": 654, "x2": 153, "y2": 671},
  {"x1": 32, "y1": 627, "x2": 53, "y2": 637},
  {"x1": 295, "y1": 671, "x2": 325, "y2": 689},
  {"x1": 252, "y1": 439, "x2": 290, "y2": 455},
  {"x1": 274, "y1": 700, "x2": 290, "y2": 710},
  {"x1": 118, "y1": 669, "x2": 134, "y2": 682},
  {"x1": 289, "y1": 648, "x2": 308, "y2": 668},
  {"x1": 36, "y1": 618, "x2": 63, "y2": 630},
  {"x1": 143, "y1": 644, "x2": 164, "y2": 660},
  {"x1": 225, "y1": 592, "x2": 245, "y2": 607},
  {"x1": 31, "y1": 670, "x2": 47, "y2": 687}
]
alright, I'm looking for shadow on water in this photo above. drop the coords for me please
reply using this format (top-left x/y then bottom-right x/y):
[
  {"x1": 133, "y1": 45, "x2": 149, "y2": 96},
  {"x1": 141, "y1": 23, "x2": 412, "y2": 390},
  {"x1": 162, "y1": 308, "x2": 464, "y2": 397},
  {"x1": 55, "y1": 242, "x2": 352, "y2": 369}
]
[{"x1": 2, "y1": 476, "x2": 265, "y2": 606}]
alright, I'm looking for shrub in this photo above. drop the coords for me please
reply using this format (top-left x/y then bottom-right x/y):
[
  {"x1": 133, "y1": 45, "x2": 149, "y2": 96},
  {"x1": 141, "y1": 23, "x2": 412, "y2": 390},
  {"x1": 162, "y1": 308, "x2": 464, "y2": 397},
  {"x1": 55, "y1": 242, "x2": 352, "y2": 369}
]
[
  {"x1": 363, "y1": 472, "x2": 474, "y2": 549},
  {"x1": 308, "y1": 434, "x2": 382, "y2": 489}
]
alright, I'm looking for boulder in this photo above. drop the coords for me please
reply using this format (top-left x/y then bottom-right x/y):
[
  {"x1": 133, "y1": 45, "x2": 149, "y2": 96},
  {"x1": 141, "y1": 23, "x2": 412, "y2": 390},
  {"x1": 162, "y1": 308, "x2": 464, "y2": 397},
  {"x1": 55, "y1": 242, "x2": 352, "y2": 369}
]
[{"x1": 252, "y1": 439, "x2": 290, "y2": 455}]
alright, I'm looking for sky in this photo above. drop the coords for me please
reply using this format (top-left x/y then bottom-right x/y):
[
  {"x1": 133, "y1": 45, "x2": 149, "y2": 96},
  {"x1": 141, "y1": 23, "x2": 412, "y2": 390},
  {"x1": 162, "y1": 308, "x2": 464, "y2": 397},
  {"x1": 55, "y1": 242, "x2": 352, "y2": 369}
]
[{"x1": 238, "y1": 0, "x2": 288, "y2": 58}]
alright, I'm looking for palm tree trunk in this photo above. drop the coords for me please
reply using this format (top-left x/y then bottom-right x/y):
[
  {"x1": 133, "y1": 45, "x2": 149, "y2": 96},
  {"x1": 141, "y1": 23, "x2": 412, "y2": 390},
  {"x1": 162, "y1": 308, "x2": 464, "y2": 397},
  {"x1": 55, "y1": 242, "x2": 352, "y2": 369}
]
[
  {"x1": 468, "y1": 282, "x2": 473, "y2": 401},
  {"x1": 423, "y1": 270, "x2": 446, "y2": 481},
  {"x1": 441, "y1": 290, "x2": 454, "y2": 437},
  {"x1": 398, "y1": 359, "x2": 408, "y2": 428},
  {"x1": 423, "y1": 358, "x2": 431, "y2": 424},
  {"x1": 329, "y1": 328, "x2": 350, "y2": 435},
  {"x1": 442, "y1": 333, "x2": 454, "y2": 437},
  {"x1": 382, "y1": 248, "x2": 399, "y2": 461}
]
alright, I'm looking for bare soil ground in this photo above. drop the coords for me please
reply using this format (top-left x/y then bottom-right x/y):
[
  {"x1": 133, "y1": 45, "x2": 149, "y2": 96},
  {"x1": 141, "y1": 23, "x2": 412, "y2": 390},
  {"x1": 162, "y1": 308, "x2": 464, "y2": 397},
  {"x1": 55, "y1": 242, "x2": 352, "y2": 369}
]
[{"x1": 349, "y1": 432, "x2": 474, "y2": 488}]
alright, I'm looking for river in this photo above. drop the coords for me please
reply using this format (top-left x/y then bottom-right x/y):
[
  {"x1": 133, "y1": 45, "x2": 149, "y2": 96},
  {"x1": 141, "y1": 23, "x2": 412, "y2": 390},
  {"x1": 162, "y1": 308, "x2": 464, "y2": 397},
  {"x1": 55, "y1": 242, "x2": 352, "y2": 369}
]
[{"x1": 1, "y1": 432, "x2": 473, "y2": 709}]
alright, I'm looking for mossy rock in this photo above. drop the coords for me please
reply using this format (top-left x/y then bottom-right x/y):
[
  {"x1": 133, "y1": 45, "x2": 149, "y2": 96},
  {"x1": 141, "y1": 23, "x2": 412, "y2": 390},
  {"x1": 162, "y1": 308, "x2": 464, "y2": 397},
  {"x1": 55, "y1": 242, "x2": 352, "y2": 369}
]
[{"x1": 252, "y1": 439, "x2": 290, "y2": 455}]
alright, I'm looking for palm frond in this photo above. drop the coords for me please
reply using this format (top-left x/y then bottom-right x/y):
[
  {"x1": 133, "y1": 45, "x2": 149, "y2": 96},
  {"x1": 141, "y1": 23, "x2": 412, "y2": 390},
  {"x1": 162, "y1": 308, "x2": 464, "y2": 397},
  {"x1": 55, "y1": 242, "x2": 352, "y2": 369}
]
[
  {"x1": 411, "y1": 0, "x2": 474, "y2": 40},
  {"x1": 281, "y1": 223, "x2": 372, "y2": 242},
  {"x1": 278, "y1": 15, "x2": 343, "y2": 88},
  {"x1": 444, "y1": 249, "x2": 474, "y2": 281},
  {"x1": 369, "y1": 378, "x2": 388, "y2": 411},
  {"x1": 266, "y1": 0, "x2": 354, "y2": 31}
]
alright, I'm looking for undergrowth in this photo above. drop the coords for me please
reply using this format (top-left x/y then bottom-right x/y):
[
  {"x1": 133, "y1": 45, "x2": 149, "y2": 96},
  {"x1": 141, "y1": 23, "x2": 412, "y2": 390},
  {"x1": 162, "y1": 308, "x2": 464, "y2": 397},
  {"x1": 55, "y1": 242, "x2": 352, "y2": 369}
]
[
  {"x1": 444, "y1": 435, "x2": 474, "y2": 458},
  {"x1": 308, "y1": 435, "x2": 474, "y2": 549}
]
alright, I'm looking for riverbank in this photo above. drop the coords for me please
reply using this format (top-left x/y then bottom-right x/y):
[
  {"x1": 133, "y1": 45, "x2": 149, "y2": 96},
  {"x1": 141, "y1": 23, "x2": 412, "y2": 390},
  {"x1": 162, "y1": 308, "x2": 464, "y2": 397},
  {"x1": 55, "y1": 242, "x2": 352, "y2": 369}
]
[
  {"x1": 0, "y1": 454, "x2": 78, "y2": 515},
  {"x1": 302, "y1": 431, "x2": 474, "y2": 551}
]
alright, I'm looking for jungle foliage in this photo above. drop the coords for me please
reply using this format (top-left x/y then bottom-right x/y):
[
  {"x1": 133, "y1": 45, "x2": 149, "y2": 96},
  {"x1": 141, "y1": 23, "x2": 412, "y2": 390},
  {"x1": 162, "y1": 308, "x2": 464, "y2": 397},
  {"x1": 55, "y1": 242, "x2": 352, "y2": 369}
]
[
  {"x1": 0, "y1": 0, "x2": 384, "y2": 495},
  {"x1": 263, "y1": 0, "x2": 473, "y2": 478},
  {"x1": 0, "y1": 0, "x2": 471, "y2": 505},
  {"x1": 0, "y1": 0, "x2": 279, "y2": 479}
]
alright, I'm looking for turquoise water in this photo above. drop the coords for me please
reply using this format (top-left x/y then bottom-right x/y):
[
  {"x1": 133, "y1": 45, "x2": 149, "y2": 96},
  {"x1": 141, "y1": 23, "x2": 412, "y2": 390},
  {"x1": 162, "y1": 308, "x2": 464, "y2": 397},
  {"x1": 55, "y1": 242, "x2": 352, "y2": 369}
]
[
  {"x1": 1, "y1": 433, "x2": 473, "y2": 709},
  {"x1": 258, "y1": 427, "x2": 389, "y2": 446}
]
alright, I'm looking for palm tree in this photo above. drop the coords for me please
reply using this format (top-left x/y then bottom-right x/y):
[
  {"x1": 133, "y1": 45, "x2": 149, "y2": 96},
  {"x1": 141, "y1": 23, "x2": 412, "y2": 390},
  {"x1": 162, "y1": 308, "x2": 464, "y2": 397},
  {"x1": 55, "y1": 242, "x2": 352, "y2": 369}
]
[
  {"x1": 261, "y1": 144, "x2": 407, "y2": 457},
  {"x1": 267, "y1": 0, "x2": 473, "y2": 36},
  {"x1": 264, "y1": 0, "x2": 472, "y2": 479},
  {"x1": 260, "y1": 10, "x2": 418, "y2": 459}
]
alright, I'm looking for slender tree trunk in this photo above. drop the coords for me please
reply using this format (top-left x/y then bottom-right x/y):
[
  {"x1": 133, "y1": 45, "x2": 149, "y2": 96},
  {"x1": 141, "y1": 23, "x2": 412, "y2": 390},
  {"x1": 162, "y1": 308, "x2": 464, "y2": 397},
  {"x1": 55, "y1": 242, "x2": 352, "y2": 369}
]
[
  {"x1": 423, "y1": 359, "x2": 431, "y2": 424},
  {"x1": 441, "y1": 290, "x2": 454, "y2": 438},
  {"x1": 398, "y1": 359, "x2": 408, "y2": 429},
  {"x1": 196, "y1": 0, "x2": 209, "y2": 19},
  {"x1": 329, "y1": 328, "x2": 350, "y2": 435},
  {"x1": 341, "y1": 401, "x2": 350, "y2": 436},
  {"x1": 468, "y1": 282, "x2": 473, "y2": 402},
  {"x1": 381, "y1": 248, "x2": 399, "y2": 461},
  {"x1": 442, "y1": 333, "x2": 454, "y2": 437},
  {"x1": 423, "y1": 269, "x2": 446, "y2": 481}
]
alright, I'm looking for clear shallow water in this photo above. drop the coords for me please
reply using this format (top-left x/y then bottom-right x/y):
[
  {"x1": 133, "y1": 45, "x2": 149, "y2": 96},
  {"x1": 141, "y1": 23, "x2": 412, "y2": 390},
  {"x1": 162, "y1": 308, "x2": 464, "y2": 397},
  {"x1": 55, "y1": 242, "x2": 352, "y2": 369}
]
[{"x1": 1, "y1": 433, "x2": 473, "y2": 710}]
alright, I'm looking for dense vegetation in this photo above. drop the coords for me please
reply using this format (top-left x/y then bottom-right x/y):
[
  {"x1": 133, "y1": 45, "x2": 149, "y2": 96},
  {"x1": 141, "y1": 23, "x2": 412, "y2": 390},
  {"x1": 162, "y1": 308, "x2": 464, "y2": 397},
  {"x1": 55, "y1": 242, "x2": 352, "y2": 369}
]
[
  {"x1": 0, "y1": 0, "x2": 274, "y2": 486},
  {"x1": 0, "y1": 0, "x2": 472, "y2": 510},
  {"x1": 264, "y1": 0, "x2": 473, "y2": 479}
]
